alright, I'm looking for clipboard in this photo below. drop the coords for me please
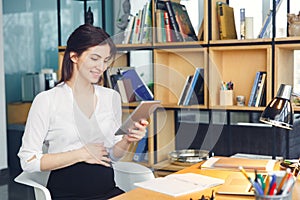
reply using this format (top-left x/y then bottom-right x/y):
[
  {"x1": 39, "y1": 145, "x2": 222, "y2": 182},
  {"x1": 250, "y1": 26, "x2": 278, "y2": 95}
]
[{"x1": 115, "y1": 100, "x2": 161, "y2": 135}]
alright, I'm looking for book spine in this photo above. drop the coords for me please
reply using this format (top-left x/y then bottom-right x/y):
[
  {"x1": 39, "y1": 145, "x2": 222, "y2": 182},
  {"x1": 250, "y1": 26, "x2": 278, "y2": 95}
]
[
  {"x1": 178, "y1": 75, "x2": 193, "y2": 105},
  {"x1": 132, "y1": 131, "x2": 148, "y2": 162},
  {"x1": 217, "y1": 2, "x2": 224, "y2": 40},
  {"x1": 164, "y1": 11, "x2": 173, "y2": 42},
  {"x1": 252, "y1": 72, "x2": 265, "y2": 107},
  {"x1": 123, "y1": 15, "x2": 135, "y2": 44},
  {"x1": 240, "y1": 8, "x2": 245, "y2": 40},
  {"x1": 156, "y1": 9, "x2": 163, "y2": 43},
  {"x1": 164, "y1": 0, "x2": 183, "y2": 42},
  {"x1": 248, "y1": 72, "x2": 261, "y2": 106},
  {"x1": 255, "y1": 73, "x2": 266, "y2": 107},
  {"x1": 117, "y1": 79, "x2": 129, "y2": 103},
  {"x1": 141, "y1": 1, "x2": 152, "y2": 44}
]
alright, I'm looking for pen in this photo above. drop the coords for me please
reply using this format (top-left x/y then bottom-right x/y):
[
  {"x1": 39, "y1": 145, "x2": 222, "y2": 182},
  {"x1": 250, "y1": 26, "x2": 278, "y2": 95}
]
[
  {"x1": 269, "y1": 182, "x2": 277, "y2": 195},
  {"x1": 257, "y1": 174, "x2": 265, "y2": 190},
  {"x1": 264, "y1": 174, "x2": 270, "y2": 195},
  {"x1": 281, "y1": 176, "x2": 295, "y2": 195},
  {"x1": 239, "y1": 166, "x2": 264, "y2": 195},
  {"x1": 268, "y1": 174, "x2": 277, "y2": 195},
  {"x1": 277, "y1": 168, "x2": 291, "y2": 193}
]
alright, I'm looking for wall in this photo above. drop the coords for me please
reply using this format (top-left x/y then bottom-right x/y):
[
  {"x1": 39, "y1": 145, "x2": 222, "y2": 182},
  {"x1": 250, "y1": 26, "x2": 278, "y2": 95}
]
[{"x1": 0, "y1": 0, "x2": 8, "y2": 170}]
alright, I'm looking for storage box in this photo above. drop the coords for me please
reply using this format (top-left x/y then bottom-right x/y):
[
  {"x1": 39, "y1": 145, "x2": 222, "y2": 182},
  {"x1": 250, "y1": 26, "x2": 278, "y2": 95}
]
[
  {"x1": 220, "y1": 90, "x2": 233, "y2": 106},
  {"x1": 7, "y1": 102, "x2": 32, "y2": 124}
]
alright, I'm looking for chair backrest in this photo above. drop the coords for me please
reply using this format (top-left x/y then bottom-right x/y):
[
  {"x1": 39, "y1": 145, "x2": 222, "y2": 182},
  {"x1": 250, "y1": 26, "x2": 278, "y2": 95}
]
[
  {"x1": 112, "y1": 161, "x2": 155, "y2": 192},
  {"x1": 14, "y1": 171, "x2": 51, "y2": 200}
]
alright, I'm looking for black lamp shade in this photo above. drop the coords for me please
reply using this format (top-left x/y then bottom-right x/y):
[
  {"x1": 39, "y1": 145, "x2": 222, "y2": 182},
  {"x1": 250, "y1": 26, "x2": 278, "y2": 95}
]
[{"x1": 260, "y1": 84, "x2": 294, "y2": 130}]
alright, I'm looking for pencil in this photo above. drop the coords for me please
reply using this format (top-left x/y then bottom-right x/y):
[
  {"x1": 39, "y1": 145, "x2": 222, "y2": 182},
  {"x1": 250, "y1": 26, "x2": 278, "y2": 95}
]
[{"x1": 277, "y1": 168, "x2": 291, "y2": 193}]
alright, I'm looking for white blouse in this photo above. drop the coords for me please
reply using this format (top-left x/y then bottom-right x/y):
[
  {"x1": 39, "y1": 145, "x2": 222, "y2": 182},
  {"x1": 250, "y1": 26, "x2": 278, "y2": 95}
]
[{"x1": 18, "y1": 83, "x2": 123, "y2": 172}]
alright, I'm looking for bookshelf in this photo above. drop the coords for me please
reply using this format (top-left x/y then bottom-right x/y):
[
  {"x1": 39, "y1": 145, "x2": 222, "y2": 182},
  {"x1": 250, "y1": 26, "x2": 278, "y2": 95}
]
[{"x1": 57, "y1": 0, "x2": 300, "y2": 173}]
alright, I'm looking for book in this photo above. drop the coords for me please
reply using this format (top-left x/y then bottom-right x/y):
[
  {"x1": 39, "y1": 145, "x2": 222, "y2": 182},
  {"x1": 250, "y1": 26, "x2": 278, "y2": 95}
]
[
  {"x1": 132, "y1": 10, "x2": 142, "y2": 44},
  {"x1": 157, "y1": 0, "x2": 184, "y2": 42},
  {"x1": 182, "y1": 68, "x2": 204, "y2": 106},
  {"x1": 132, "y1": 131, "x2": 148, "y2": 162},
  {"x1": 164, "y1": 0, "x2": 184, "y2": 42},
  {"x1": 116, "y1": 78, "x2": 136, "y2": 103},
  {"x1": 140, "y1": 1, "x2": 152, "y2": 43},
  {"x1": 254, "y1": 72, "x2": 266, "y2": 107},
  {"x1": 201, "y1": 157, "x2": 276, "y2": 171},
  {"x1": 217, "y1": 2, "x2": 237, "y2": 40},
  {"x1": 178, "y1": 75, "x2": 193, "y2": 105},
  {"x1": 188, "y1": 68, "x2": 205, "y2": 105},
  {"x1": 121, "y1": 68, "x2": 154, "y2": 101},
  {"x1": 250, "y1": 71, "x2": 266, "y2": 107},
  {"x1": 240, "y1": 8, "x2": 245, "y2": 40},
  {"x1": 258, "y1": 0, "x2": 283, "y2": 38},
  {"x1": 155, "y1": 9, "x2": 167, "y2": 43},
  {"x1": 134, "y1": 173, "x2": 224, "y2": 197},
  {"x1": 170, "y1": 1, "x2": 198, "y2": 41},
  {"x1": 248, "y1": 71, "x2": 264, "y2": 107},
  {"x1": 123, "y1": 15, "x2": 135, "y2": 44},
  {"x1": 197, "y1": 19, "x2": 204, "y2": 41},
  {"x1": 104, "y1": 66, "x2": 134, "y2": 89},
  {"x1": 163, "y1": 11, "x2": 173, "y2": 42}
]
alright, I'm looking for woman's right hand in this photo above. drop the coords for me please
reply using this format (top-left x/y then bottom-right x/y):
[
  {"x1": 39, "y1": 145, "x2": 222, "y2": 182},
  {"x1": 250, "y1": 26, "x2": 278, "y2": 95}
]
[{"x1": 80, "y1": 143, "x2": 111, "y2": 167}]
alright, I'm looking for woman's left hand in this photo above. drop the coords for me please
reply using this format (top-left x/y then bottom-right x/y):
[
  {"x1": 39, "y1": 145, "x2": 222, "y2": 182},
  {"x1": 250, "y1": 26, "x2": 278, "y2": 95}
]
[{"x1": 123, "y1": 119, "x2": 149, "y2": 143}]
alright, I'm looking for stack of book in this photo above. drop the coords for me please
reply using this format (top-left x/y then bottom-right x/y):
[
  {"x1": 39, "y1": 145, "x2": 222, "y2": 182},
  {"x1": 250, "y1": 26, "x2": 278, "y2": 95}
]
[
  {"x1": 155, "y1": 0, "x2": 198, "y2": 43},
  {"x1": 178, "y1": 68, "x2": 205, "y2": 106},
  {"x1": 248, "y1": 71, "x2": 267, "y2": 107},
  {"x1": 104, "y1": 67, "x2": 154, "y2": 103},
  {"x1": 122, "y1": 0, "x2": 152, "y2": 44}
]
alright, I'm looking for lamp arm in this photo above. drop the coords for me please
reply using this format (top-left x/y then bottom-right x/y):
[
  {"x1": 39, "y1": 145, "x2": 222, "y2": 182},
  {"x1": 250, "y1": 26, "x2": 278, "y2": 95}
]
[{"x1": 292, "y1": 92, "x2": 300, "y2": 97}]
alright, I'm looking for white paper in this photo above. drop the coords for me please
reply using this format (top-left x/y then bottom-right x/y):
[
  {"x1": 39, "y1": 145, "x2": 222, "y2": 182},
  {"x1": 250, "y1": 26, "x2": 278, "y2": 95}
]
[{"x1": 134, "y1": 173, "x2": 224, "y2": 197}]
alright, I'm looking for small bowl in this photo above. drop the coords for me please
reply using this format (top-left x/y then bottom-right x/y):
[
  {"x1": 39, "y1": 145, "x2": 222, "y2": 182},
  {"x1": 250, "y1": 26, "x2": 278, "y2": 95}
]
[{"x1": 168, "y1": 149, "x2": 210, "y2": 166}]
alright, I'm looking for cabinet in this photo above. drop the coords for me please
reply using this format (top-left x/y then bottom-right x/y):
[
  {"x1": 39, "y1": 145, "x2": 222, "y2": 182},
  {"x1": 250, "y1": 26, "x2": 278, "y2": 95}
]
[{"x1": 58, "y1": 0, "x2": 300, "y2": 173}]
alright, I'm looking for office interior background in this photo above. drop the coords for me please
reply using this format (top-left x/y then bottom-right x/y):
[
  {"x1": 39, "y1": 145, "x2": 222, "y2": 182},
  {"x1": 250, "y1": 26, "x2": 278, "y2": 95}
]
[{"x1": 1, "y1": 0, "x2": 300, "y2": 172}]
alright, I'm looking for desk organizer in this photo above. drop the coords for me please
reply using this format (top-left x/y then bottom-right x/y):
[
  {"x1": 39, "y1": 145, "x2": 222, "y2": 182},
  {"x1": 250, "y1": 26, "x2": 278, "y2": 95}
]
[{"x1": 220, "y1": 90, "x2": 234, "y2": 106}]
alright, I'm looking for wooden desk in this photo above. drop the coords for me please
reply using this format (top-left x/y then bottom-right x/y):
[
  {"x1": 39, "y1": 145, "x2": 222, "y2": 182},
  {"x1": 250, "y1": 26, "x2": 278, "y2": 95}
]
[{"x1": 111, "y1": 162, "x2": 300, "y2": 200}]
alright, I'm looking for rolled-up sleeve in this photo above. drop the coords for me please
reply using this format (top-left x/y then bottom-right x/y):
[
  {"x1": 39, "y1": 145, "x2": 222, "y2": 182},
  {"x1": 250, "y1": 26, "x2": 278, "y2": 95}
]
[{"x1": 18, "y1": 92, "x2": 50, "y2": 172}]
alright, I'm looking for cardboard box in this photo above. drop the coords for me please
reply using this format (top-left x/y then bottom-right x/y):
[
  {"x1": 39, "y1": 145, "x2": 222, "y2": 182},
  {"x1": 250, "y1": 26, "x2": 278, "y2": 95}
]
[{"x1": 7, "y1": 102, "x2": 31, "y2": 124}]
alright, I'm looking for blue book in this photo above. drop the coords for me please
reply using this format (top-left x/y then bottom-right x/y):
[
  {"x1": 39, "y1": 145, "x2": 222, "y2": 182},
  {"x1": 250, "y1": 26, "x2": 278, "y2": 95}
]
[
  {"x1": 132, "y1": 131, "x2": 148, "y2": 162},
  {"x1": 122, "y1": 69, "x2": 154, "y2": 101},
  {"x1": 182, "y1": 68, "x2": 202, "y2": 106},
  {"x1": 248, "y1": 72, "x2": 264, "y2": 106},
  {"x1": 258, "y1": 0, "x2": 283, "y2": 38}
]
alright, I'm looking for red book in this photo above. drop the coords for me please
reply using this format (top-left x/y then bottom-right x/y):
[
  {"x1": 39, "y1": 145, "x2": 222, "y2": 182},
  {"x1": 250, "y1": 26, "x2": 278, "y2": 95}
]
[{"x1": 164, "y1": 11, "x2": 173, "y2": 42}]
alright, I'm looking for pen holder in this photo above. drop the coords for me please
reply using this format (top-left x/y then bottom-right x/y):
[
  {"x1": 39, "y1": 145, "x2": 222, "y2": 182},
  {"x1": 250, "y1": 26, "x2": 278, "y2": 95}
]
[
  {"x1": 220, "y1": 90, "x2": 233, "y2": 106},
  {"x1": 255, "y1": 191, "x2": 292, "y2": 200}
]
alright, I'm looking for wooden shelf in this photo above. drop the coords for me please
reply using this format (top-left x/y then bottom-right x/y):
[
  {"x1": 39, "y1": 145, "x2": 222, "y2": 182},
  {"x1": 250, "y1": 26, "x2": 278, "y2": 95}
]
[{"x1": 209, "y1": 45, "x2": 272, "y2": 108}]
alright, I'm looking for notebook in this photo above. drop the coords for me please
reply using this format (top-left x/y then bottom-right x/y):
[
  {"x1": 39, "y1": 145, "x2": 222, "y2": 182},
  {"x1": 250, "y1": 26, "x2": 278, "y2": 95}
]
[
  {"x1": 217, "y1": 173, "x2": 255, "y2": 195},
  {"x1": 201, "y1": 157, "x2": 276, "y2": 171},
  {"x1": 134, "y1": 173, "x2": 224, "y2": 197}
]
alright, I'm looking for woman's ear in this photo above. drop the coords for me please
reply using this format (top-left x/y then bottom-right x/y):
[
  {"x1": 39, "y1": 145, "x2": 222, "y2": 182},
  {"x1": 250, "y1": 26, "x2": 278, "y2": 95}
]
[{"x1": 70, "y1": 52, "x2": 78, "y2": 63}]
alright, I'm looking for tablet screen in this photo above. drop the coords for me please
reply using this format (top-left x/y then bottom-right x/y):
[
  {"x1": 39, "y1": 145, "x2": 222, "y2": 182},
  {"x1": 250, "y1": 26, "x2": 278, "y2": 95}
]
[{"x1": 115, "y1": 101, "x2": 161, "y2": 135}]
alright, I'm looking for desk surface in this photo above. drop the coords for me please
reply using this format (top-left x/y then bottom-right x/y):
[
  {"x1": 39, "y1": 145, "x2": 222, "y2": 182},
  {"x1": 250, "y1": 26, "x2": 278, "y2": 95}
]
[{"x1": 111, "y1": 162, "x2": 300, "y2": 200}]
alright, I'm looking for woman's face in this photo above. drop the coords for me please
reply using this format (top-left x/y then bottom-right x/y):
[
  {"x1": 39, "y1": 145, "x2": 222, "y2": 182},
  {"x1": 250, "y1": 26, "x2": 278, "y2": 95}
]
[{"x1": 74, "y1": 43, "x2": 112, "y2": 84}]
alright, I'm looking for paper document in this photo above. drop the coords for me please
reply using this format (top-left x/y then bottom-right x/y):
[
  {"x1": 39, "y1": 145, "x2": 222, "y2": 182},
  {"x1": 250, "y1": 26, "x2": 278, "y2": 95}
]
[{"x1": 134, "y1": 173, "x2": 224, "y2": 197}]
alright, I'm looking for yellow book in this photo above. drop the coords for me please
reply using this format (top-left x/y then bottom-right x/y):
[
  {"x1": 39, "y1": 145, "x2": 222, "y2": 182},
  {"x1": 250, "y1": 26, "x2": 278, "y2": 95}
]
[{"x1": 217, "y1": 2, "x2": 237, "y2": 40}]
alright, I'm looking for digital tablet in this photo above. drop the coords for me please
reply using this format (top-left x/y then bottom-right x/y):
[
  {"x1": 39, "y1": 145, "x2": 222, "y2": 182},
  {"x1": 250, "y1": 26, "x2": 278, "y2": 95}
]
[{"x1": 115, "y1": 100, "x2": 161, "y2": 135}]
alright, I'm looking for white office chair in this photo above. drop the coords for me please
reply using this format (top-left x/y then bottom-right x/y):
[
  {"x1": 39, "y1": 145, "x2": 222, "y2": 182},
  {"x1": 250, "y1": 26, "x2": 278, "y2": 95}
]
[
  {"x1": 112, "y1": 161, "x2": 155, "y2": 192},
  {"x1": 14, "y1": 171, "x2": 51, "y2": 200},
  {"x1": 14, "y1": 161, "x2": 155, "y2": 199}
]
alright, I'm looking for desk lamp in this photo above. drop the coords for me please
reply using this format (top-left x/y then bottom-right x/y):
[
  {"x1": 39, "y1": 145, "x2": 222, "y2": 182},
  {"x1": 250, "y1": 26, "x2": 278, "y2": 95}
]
[
  {"x1": 260, "y1": 84, "x2": 294, "y2": 130},
  {"x1": 259, "y1": 84, "x2": 296, "y2": 159}
]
